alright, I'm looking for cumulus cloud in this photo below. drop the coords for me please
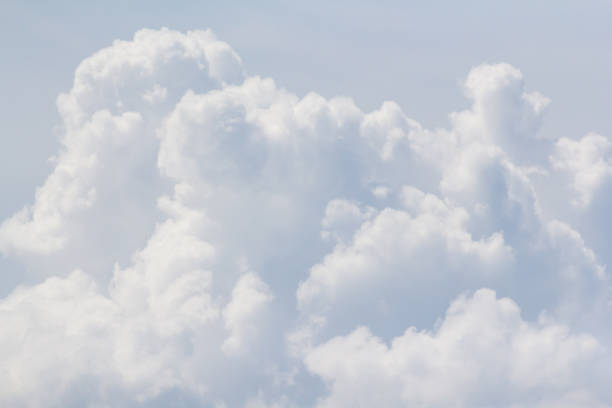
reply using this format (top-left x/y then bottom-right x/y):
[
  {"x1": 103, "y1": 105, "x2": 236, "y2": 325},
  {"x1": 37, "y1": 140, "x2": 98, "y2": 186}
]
[
  {"x1": 222, "y1": 271, "x2": 273, "y2": 356},
  {"x1": 297, "y1": 188, "x2": 514, "y2": 337},
  {"x1": 305, "y1": 289, "x2": 604, "y2": 408},
  {"x1": 551, "y1": 133, "x2": 612, "y2": 207},
  {"x1": 0, "y1": 27, "x2": 611, "y2": 407}
]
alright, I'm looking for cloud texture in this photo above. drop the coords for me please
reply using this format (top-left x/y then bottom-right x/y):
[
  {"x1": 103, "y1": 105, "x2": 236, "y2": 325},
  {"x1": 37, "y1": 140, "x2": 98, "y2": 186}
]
[{"x1": 1, "y1": 28, "x2": 611, "y2": 407}]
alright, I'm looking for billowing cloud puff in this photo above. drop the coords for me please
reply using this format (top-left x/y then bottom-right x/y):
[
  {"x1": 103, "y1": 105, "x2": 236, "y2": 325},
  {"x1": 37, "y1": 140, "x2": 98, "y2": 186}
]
[
  {"x1": 1, "y1": 28, "x2": 611, "y2": 407},
  {"x1": 305, "y1": 289, "x2": 603, "y2": 408},
  {"x1": 551, "y1": 133, "x2": 612, "y2": 207},
  {"x1": 297, "y1": 189, "x2": 514, "y2": 336}
]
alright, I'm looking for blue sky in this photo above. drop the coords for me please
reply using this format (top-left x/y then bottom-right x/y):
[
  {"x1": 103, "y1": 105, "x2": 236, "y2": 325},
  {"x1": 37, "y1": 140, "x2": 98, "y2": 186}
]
[{"x1": 1, "y1": 2, "x2": 612, "y2": 407}]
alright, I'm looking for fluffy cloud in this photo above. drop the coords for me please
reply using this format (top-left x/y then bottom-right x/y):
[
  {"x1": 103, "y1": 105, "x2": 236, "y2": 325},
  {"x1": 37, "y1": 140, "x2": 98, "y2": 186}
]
[
  {"x1": 551, "y1": 133, "x2": 612, "y2": 207},
  {"x1": 0, "y1": 184, "x2": 275, "y2": 406},
  {"x1": 222, "y1": 271, "x2": 273, "y2": 356},
  {"x1": 305, "y1": 289, "x2": 605, "y2": 408},
  {"x1": 1, "y1": 27, "x2": 611, "y2": 407},
  {"x1": 297, "y1": 188, "x2": 514, "y2": 336}
]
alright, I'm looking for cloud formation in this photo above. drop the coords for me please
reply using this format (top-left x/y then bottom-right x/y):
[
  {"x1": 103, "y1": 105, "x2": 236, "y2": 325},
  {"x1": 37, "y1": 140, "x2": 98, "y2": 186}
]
[
  {"x1": 305, "y1": 289, "x2": 601, "y2": 408},
  {"x1": 1, "y1": 28, "x2": 611, "y2": 407}
]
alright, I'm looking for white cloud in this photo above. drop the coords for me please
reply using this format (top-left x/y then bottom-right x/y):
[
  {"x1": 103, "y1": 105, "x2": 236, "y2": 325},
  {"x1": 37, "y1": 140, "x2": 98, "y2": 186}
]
[
  {"x1": 320, "y1": 199, "x2": 376, "y2": 244},
  {"x1": 0, "y1": 183, "x2": 278, "y2": 405},
  {"x1": 297, "y1": 189, "x2": 514, "y2": 337},
  {"x1": 0, "y1": 28, "x2": 243, "y2": 262},
  {"x1": 305, "y1": 289, "x2": 604, "y2": 408},
  {"x1": 0, "y1": 110, "x2": 144, "y2": 255},
  {"x1": 0, "y1": 27, "x2": 611, "y2": 407},
  {"x1": 223, "y1": 271, "x2": 273, "y2": 356},
  {"x1": 143, "y1": 84, "x2": 168, "y2": 104},
  {"x1": 0, "y1": 271, "x2": 118, "y2": 407},
  {"x1": 551, "y1": 133, "x2": 612, "y2": 207}
]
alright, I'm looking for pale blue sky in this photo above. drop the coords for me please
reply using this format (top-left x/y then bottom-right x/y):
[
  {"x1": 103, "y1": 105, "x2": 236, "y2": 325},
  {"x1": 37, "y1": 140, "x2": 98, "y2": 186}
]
[
  {"x1": 2, "y1": 3, "x2": 612, "y2": 406},
  {"x1": 2, "y1": 1, "x2": 611, "y2": 217}
]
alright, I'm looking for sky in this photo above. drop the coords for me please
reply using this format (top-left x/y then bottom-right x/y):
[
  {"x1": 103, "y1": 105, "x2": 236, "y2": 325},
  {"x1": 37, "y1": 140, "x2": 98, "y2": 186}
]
[{"x1": 1, "y1": 2, "x2": 612, "y2": 407}]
